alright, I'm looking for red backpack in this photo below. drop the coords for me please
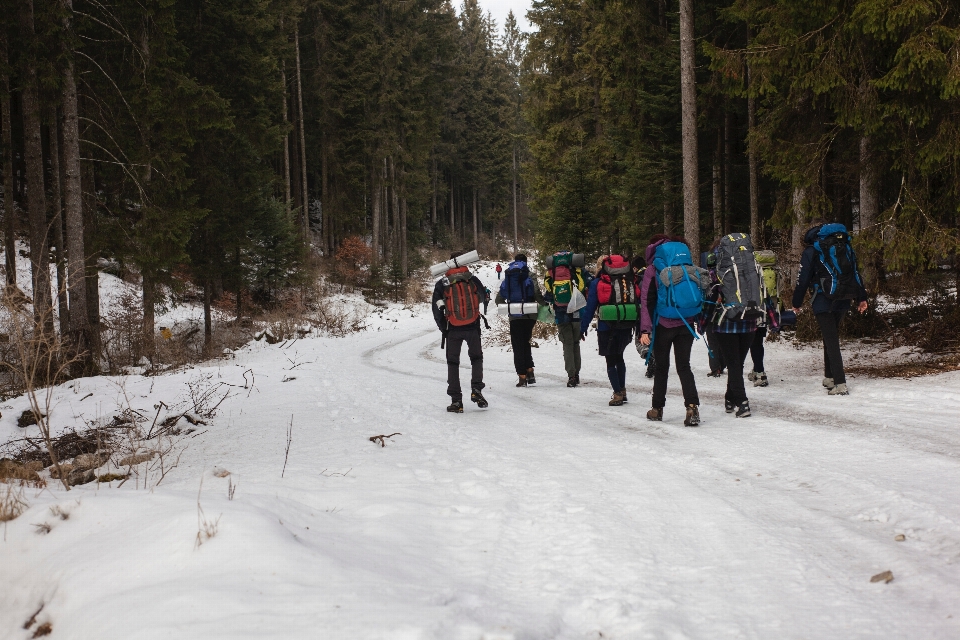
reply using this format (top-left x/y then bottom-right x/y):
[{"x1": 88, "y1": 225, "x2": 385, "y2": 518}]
[
  {"x1": 442, "y1": 267, "x2": 481, "y2": 327},
  {"x1": 596, "y1": 255, "x2": 638, "y2": 304}
]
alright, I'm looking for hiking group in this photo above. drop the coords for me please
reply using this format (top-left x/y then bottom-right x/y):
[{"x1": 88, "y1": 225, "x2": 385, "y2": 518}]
[{"x1": 432, "y1": 221, "x2": 867, "y2": 423}]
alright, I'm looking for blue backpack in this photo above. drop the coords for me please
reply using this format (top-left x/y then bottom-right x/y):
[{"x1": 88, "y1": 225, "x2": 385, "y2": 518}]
[
  {"x1": 652, "y1": 241, "x2": 706, "y2": 336},
  {"x1": 501, "y1": 261, "x2": 535, "y2": 317},
  {"x1": 813, "y1": 223, "x2": 863, "y2": 300}
]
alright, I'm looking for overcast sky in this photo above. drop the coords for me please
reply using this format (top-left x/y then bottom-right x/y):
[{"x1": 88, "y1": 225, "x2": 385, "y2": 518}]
[{"x1": 479, "y1": 0, "x2": 533, "y2": 33}]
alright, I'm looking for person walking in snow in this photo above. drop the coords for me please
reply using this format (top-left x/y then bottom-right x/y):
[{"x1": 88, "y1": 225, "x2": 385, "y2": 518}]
[
  {"x1": 580, "y1": 254, "x2": 641, "y2": 406},
  {"x1": 699, "y1": 249, "x2": 726, "y2": 377},
  {"x1": 544, "y1": 251, "x2": 590, "y2": 387},
  {"x1": 496, "y1": 254, "x2": 544, "y2": 387},
  {"x1": 432, "y1": 252, "x2": 489, "y2": 413},
  {"x1": 640, "y1": 235, "x2": 702, "y2": 426},
  {"x1": 495, "y1": 263, "x2": 503, "y2": 280},
  {"x1": 792, "y1": 222, "x2": 868, "y2": 396}
]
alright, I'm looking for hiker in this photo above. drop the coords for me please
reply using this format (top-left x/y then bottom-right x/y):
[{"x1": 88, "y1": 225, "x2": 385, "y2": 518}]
[
  {"x1": 709, "y1": 234, "x2": 765, "y2": 418},
  {"x1": 700, "y1": 250, "x2": 725, "y2": 377},
  {"x1": 544, "y1": 251, "x2": 590, "y2": 387},
  {"x1": 792, "y1": 223, "x2": 869, "y2": 396},
  {"x1": 746, "y1": 249, "x2": 782, "y2": 388},
  {"x1": 640, "y1": 235, "x2": 705, "y2": 426},
  {"x1": 495, "y1": 263, "x2": 503, "y2": 280},
  {"x1": 632, "y1": 256, "x2": 657, "y2": 379},
  {"x1": 580, "y1": 254, "x2": 641, "y2": 406},
  {"x1": 432, "y1": 252, "x2": 489, "y2": 413},
  {"x1": 496, "y1": 254, "x2": 545, "y2": 387}
]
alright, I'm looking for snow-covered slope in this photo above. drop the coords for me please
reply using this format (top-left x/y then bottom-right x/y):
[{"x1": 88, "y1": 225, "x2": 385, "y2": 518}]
[{"x1": 2, "y1": 262, "x2": 959, "y2": 639}]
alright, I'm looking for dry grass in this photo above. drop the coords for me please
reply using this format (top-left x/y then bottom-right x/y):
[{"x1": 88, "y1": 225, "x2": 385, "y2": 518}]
[{"x1": 0, "y1": 483, "x2": 27, "y2": 522}]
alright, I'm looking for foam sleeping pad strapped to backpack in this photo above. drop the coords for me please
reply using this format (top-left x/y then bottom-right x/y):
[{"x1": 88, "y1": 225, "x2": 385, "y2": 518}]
[
  {"x1": 652, "y1": 242, "x2": 707, "y2": 322},
  {"x1": 813, "y1": 223, "x2": 864, "y2": 300},
  {"x1": 443, "y1": 267, "x2": 481, "y2": 327},
  {"x1": 715, "y1": 233, "x2": 764, "y2": 321},
  {"x1": 597, "y1": 255, "x2": 638, "y2": 324}
]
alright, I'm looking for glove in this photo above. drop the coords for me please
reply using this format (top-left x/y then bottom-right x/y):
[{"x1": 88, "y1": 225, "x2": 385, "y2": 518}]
[{"x1": 580, "y1": 331, "x2": 587, "y2": 342}]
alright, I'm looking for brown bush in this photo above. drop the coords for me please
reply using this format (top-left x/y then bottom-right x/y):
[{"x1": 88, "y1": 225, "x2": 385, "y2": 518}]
[{"x1": 334, "y1": 236, "x2": 372, "y2": 291}]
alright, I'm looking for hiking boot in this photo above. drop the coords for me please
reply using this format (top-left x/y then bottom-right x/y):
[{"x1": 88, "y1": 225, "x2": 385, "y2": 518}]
[
  {"x1": 566, "y1": 377, "x2": 578, "y2": 388},
  {"x1": 526, "y1": 368, "x2": 536, "y2": 385},
  {"x1": 446, "y1": 400, "x2": 464, "y2": 413},
  {"x1": 754, "y1": 372, "x2": 768, "y2": 387},
  {"x1": 516, "y1": 375, "x2": 527, "y2": 388},
  {"x1": 470, "y1": 389, "x2": 488, "y2": 408},
  {"x1": 822, "y1": 377, "x2": 835, "y2": 390},
  {"x1": 735, "y1": 401, "x2": 751, "y2": 418},
  {"x1": 621, "y1": 389, "x2": 628, "y2": 403},
  {"x1": 646, "y1": 407, "x2": 663, "y2": 421},
  {"x1": 645, "y1": 363, "x2": 655, "y2": 379},
  {"x1": 609, "y1": 391, "x2": 625, "y2": 406},
  {"x1": 684, "y1": 404, "x2": 700, "y2": 427},
  {"x1": 707, "y1": 370, "x2": 723, "y2": 378},
  {"x1": 725, "y1": 400, "x2": 735, "y2": 413},
  {"x1": 747, "y1": 370, "x2": 758, "y2": 382},
  {"x1": 828, "y1": 383, "x2": 849, "y2": 396},
  {"x1": 574, "y1": 374, "x2": 580, "y2": 385}
]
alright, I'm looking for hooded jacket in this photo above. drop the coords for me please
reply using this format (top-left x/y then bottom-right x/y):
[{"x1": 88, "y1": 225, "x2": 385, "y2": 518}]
[{"x1": 792, "y1": 225, "x2": 868, "y2": 315}]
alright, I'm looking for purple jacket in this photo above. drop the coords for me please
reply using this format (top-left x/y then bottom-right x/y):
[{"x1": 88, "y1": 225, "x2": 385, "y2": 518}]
[{"x1": 640, "y1": 240, "x2": 690, "y2": 333}]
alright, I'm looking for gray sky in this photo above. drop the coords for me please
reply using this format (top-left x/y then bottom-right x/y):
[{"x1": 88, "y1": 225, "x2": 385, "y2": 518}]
[{"x1": 479, "y1": 0, "x2": 533, "y2": 33}]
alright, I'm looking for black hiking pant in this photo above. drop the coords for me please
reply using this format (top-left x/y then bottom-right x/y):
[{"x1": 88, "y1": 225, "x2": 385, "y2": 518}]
[
  {"x1": 598, "y1": 328, "x2": 633, "y2": 391},
  {"x1": 750, "y1": 326, "x2": 768, "y2": 373},
  {"x1": 816, "y1": 309, "x2": 848, "y2": 385},
  {"x1": 446, "y1": 326, "x2": 483, "y2": 400},
  {"x1": 509, "y1": 318, "x2": 536, "y2": 375},
  {"x1": 705, "y1": 324, "x2": 725, "y2": 374},
  {"x1": 651, "y1": 325, "x2": 699, "y2": 409},
  {"x1": 557, "y1": 321, "x2": 582, "y2": 378},
  {"x1": 716, "y1": 330, "x2": 755, "y2": 406}
]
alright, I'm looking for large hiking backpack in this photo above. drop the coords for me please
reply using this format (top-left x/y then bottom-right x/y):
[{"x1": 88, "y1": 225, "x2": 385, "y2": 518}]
[
  {"x1": 597, "y1": 255, "x2": 639, "y2": 322},
  {"x1": 652, "y1": 242, "x2": 707, "y2": 323},
  {"x1": 546, "y1": 251, "x2": 586, "y2": 307},
  {"x1": 501, "y1": 260, "x2": 536, "y2": 317},
  {"x1": 442, "y1": 267, "x2": 481, "y2": 327},
  {"x1": 715, "y1": 233, "x2": 764, "y2": 321},
  {"x1": 754, "y1": 250, "x2": 782, "y2": 327},
  {"x1": 813, "y1": 223, "x2": 863, "y2": 300}
]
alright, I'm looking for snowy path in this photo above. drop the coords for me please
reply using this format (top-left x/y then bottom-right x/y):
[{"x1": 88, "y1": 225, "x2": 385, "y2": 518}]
[{"x1": 3, "y1": 267, "x2": 960, "y2": 638}]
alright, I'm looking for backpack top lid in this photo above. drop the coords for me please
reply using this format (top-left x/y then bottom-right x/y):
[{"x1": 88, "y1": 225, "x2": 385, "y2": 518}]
[
  {"x1": 552, "y1": 251, "x2": 573, "y2": 267},
  {"x1": 653, "y1": 242, "x2": 693, "y2": 270},
  {"x1": 444, "y1": 265, "x2": 472, "y2": 282},
  {"x1": 817, "y1": 223, "x2": 848, "y2": 238},
  {"x1": 754, "y1": 250, "x2": 777, "y2": 267},
  {"x1": 602, "y1": 255, "x2": 631, "y2": 276},
  {"x1": 506, "y1": 260, "x2": 528, "y2": 274}
]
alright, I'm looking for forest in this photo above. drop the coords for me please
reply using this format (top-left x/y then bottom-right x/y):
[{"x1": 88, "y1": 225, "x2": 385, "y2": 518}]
[{"x1": 1, "y1": 0, "x2": 958, "y2": 373}]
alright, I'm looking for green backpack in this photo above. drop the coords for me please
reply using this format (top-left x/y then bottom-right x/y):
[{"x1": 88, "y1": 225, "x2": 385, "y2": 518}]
[{"x1": 754, "y1": 250, "x2": 780, "y2": 309}]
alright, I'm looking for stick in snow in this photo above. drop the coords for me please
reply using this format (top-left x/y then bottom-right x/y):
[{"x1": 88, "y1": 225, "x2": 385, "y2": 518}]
[
  {"x1": 282, "y1": 416, "x2": 293, "y2": 478},
  {"x1": 369, "y1": 433, "x2": 402, "y2": 448}
]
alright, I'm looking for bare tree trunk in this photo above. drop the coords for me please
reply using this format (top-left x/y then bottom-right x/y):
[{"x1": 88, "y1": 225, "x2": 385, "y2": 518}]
[
  {"x1": 282, "y1": 66, "x2": 292, "y2": 218},
  {"x1": 81, "y1": 160, "x2": 99, "y2": 341},
  {"x1": 679, "y1": 0, "x2": 700, "y2": 254},
  {"x1": 431, "y1": 157, "x2": 437, "y2": 227},
  {"x1": 142, "y1": 272, "x2": 155, "y2": 361},
  {"x1": 747, "y1": 61, "x2": 759, "y2": 242},
  {"x1": 400, "y1": 194, "x2": 408, "y2": 276},
  {"x1": 371, "y1": 161, "x2": 380, "y2": 269},
  {"x1": 19, "y1": 0, "x2": 53, "y2": 333},
  {"x1": 203, "y1": 277, "x2": 212, "y2": 351},
  {"x1": 1, "y1": 38, "x2": 15, "y2": 287},
  {"x1": 390, "y1": 156, "x2": 399, "y2": 258},
  {"x1": 449, "y1": 176, "x2": 454, "y2": 232},
  {"x1": 47, "y1": 107, "x2": 69, "y2": 336},
  {"x1": 472, "y1": 187, "x2": 478, "y2": 249},
  {"x1": 663, "y1": 167, "x2": 673, "y2": 235},
  {"x1": 724, "y1": 110, "x2": 732, "y2": 235},
  {"x1": 513, "y1": 146, "x2": 518, "y2": 253},
  {"x1": 295, "y1": 28, "x2": 309, "y2": 240},
  {"x1": 859, "y1": 135, "x2": 879, "y2": 289},
  {"x1": 321, "y1": 136, "x2": 330, "y2": 253},
  {"x1": 789, "y1": 186, "x2": 807, "y2": 287},
  {"x1": 712, "y1": 128, "x2": 722, "y2": 240}
]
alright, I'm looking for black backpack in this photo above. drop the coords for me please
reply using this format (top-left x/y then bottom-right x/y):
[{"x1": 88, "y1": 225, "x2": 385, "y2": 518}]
[{"x1": 812, "y1": 224, "x2": 863, "y2": 300}]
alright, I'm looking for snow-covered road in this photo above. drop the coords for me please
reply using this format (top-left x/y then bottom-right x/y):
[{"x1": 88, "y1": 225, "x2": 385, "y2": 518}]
[{"x1": 3, "y1": 264, "x2": 959, "y2": 639}]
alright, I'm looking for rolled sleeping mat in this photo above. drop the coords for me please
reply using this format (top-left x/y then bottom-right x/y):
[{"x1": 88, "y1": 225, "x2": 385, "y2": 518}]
[
  {"x1": 599, "y1": 304, "x2": 638, "y2": 322},
  {"x1": 544, "y1": 253, "x2": 586, "y2": 269},
  {"x1": 497, "y1": 302, "x2": 540, "y2": 316},
  {"x1": 429, "y1": 250, "x2": 480, "y2": 277}
]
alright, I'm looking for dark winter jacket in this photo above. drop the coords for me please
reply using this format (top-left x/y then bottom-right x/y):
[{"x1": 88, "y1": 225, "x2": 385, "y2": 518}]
[
  {"x1": 432, "y1": 273, "x2": 487, "y2": 333},
  {"x1": 792, "y1": 225, "x2": 868, "y2": 315}
]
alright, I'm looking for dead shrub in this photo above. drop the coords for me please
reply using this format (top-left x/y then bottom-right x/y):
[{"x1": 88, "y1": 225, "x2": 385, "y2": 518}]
[
  {"x1": 0, "y1": 482, "x2": 28, "y2": 522},
  {"x1": 333, "y1": 236, "x2": 372, "y2": 291}
]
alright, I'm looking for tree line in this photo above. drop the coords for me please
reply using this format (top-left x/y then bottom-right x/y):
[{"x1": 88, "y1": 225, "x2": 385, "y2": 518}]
[
  {"x1": 0, "y1": 0, "x2": 528, "y2": 372},
  {"x1": 524, "y1": 0, "x2": 960, "y2": 291}
]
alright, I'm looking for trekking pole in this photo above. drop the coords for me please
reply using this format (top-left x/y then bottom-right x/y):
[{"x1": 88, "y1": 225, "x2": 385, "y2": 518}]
[{"x1": 441, "y1": 334, "x2": 446, "y2": 350}]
